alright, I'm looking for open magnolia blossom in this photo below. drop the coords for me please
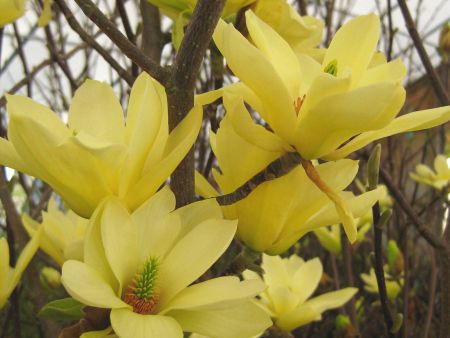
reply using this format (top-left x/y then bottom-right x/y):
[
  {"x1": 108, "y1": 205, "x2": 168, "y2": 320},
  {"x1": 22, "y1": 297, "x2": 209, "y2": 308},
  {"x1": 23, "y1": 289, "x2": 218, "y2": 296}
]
[
  {"x1": 61, "y1": 187, "x2": 271, "y2": 338},
  {"x1": 22, "y1": 198, "x2": 88, "y2": 266},
  {"x1": 211, "y1": 11, "x2": 450, "y2": 161},
  {"x1": 0, "y1": 227, "x2": 42, "y2": 309},
  {"x1": 360, "y1": 268, "x2": 403, "y2": 301},
  {"x1": 410, "y1": 154, "x2": 450, "y2": 190},
  {"x1": 204, "y1": 11, "x2": 450, "y2": 244},
  {"x1": 0, "y1": 0, "x2": 53, "y2": 27},
  {"x1": 0, "y1": 72, "x2": 202, "y2": 217},
  {"x1": 195, "y1": 95, "x2": 382, "y2": 252},
  {"x1": 243, "y1": 254, "x2": 357, "y2": 332}
]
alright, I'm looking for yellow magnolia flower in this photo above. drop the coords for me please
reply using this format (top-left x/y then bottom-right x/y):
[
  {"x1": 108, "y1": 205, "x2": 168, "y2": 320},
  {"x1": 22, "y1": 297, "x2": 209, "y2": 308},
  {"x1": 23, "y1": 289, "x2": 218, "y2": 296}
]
[
  {"x1": 410, "y1": 154, "x2": 450, "y2": 190},
  {"x1": 195, "y1": 95, "x2": 382, "y2": 254},
  {"x1": 0, "y1": 72, "x2": 202, "y2": 217},
  {"x1": 0, "y1": 0, "x2": 52, "y2": 27},
  {"x1": 22, "y1": 198, "x2": 88, "y2": 266},
  {"x1": 0, "y1": 227, "x2": 42, "y2": 309},
  {"x1": 360, "y1": 268, "x2": 403, "y2": 301},
  {"x1": 61, "y1": 187, "x2": 272, "y2": 338},
  {"x1": 212, "y1": 11, "x2": 450, "y2": 161},
  {"x1": 148, "y1": 0, "x2": 322, "y2": 53},
  {"x1": 243, "y1": 254, "x2": 357, "y2": 332}
]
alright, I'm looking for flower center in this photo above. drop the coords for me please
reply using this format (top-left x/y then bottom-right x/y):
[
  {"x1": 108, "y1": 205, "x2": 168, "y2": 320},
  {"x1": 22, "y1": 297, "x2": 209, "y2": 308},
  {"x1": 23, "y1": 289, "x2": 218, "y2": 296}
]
[
  {"x1": 323, "y1": 59, "x2": 338, "y2": 76},
  {"x1": 123, "y1": 257, "x2": 159, "y2": 314}
]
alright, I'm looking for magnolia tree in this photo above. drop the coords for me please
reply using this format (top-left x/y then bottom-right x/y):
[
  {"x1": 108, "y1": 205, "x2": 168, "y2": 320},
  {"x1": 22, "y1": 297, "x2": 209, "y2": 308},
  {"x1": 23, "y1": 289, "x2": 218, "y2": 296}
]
[{"x1": 0, "y1": 0, "x2": 450, "y2": 337}]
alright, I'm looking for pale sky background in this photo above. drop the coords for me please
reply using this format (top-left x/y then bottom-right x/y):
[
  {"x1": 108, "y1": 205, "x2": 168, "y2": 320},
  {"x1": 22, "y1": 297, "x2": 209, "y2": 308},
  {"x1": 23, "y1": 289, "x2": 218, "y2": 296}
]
[{"x1": 0, "y1": 0, "x2": 449, "y2": 100}]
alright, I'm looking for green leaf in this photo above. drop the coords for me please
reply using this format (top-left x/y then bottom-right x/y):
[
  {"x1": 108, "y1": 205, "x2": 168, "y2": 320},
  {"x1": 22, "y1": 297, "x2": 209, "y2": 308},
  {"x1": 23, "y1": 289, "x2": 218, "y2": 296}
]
[{"x1": 39, "y1": 298, "x2": 84, "y2": 322}]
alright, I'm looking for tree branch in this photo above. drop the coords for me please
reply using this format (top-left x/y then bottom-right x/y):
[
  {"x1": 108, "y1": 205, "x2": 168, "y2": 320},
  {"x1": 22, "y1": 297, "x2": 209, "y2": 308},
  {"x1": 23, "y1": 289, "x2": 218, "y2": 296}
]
[
  {"x1": 397, "y1": 0, "x2": 450, "y2": 105},
  {"x1": 166, "y1": 0, "x2": 226, "y2": 207},
  {"x1": 55, "y1": 0, "x2": 134, "y2": 85}
]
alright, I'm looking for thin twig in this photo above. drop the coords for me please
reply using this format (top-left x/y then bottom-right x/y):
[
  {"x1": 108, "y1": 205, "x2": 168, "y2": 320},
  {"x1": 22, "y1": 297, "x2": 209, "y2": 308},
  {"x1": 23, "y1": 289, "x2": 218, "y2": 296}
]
[
  {"x1": 0, "y1": 41, "x2": 88, "y2": 109},
  {"x1": 44, "y1": 25, "x2": 78, "y2": 92},
  {"x1": 372, "y1": 201, "x2": 395, "y2": 337},
  {"x1": 12, "y1": 23, "x2": 32, "y2": 97},
  {"x1": 397, "y1": 0, "x2": 450, "y2": 105},
  {"x1": 386, "y1": 0, "x2": 394, "y2": 61},
  {"x1": 380, "y1": 167, "x2": 450, "y2": 256},
  {"x1": 54, "y1": 0, "x2": 134, "y2": 85},
  {"x1": 342, "y1": 237, "x2": 360, "y2": 334},
  {"x1": 73, "y1": 0, "x2": 169, "y2": 83}
]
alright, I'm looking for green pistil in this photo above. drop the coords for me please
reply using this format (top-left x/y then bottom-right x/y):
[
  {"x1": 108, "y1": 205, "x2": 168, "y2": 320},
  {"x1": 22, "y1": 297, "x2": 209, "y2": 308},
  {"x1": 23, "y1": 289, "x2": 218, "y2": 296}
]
[
  {"x1": 324, "y1": 59, "x2": 338, "y2": 76},
  {"x1": 134, "y1": 257, "x2": 159, "y2": 299}
]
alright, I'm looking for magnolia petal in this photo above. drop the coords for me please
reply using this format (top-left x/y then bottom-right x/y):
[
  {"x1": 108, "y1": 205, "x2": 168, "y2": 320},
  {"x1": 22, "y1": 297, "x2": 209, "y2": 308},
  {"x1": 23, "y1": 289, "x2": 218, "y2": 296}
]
[
  {"x1": 167, "y1": 300, "x2": 272, "y2": 338},
  {"x1": 231, "y1": 170, "x2": 299, "y2": 252},
  {"x1": 80, "y1": 327, "x2": 115, "y2": 338},
  {"x1": 83, "y1": 199, "x2": 118, "y2": 290},
  {"x1": 8, "y1": 227, "x2": 42, "y2": 295},
  {"x1": 245, "y1": 10, "x2": 301, "y2": 101},
  {"x1": 101, "y1": 198, "x2": 139, "y2": 291},
  {"x1": 275, "y1": 302, "x2": 320, "y2": 331},
  {"x1": 111, "y1": 309, "x2": 183, "y2": 338},
  {"x1": 7, "y1": 107, "x2": 110, "y2": 217},
  {"x1": 291, "y1": 258, "x2": 323, "y2": 304},
  {"x1": 158, "y1": 219, "x2": 237, "y2": 309},
  {"x1": 61, "y1": 260, "x2": 128, "y2": 309},
  {"x1": 224, "y1": 92, "x2": 292, "y2": 153},
  {"x1": 434, "y1": 155, "x2": 450, "y2": 177},
  {"x1": 120, "y1": 73, "x2": 167, "y2": 197},
  {"x1": 38, "y1": 0, "x2": 53, "y2": 26},
  {"x1": 163, "y1": 277, "x2": 265, "y2": 313},
  {"x1": 173, "y1": 198, "x2": 223, "y2": 239},
  {"x1": 359, "y1": 58, "x2": 407, "y2": 87},
  {"x1": 127, "y1": 105, "x2": 202, "y2": 210},
  {"x1": 132, "y1": 187, "x2": 179, "y2": 260},
  {"x1": 324, "y1": 105, "x2": 450, "y2": 160},
  {"x1": 6, "y1": 94, "x2": 69, "y2": 140},
  {"x1": 305, "y1": 287, "x2": 358, "y2": 314},
  {"x1": 194, "y1": 171, "x2": 219, "y2": 198},
  {"x1": 22, "y1": 214, "x2": 65, "y2": 266},
  {"x1": 304, "y1": 188, "x2": 383, "y2": 231},
  {"x1": 214, "y1": 111, "x2": 284, "y2": 192},
  {"x1": 263, "y1": 159, "x2": 359, "y2": 254},
  {"x1": 295, "y1": 81, "x2": 405, "y2": 159},
  {"x1": 0, "y1": 138, "x2": 32, "y2": 175},
  {"x1": 0, "y1": 238, "x2": 10, "y2": 295},
  {"x1": 262, "y1": 255, "x2": 290, "y2": 287},
  {"x1": 323, "y1": 13, "x2": 380, "y2": 85},
  {"x1": 52, "y1": 138, "x2": 112, "y2": 217},
  {"x1": 267, "y1": 285, "x2": 298, "y2": 315},
  {"x1": 132, "y1": 186, "x2": 175, "y2": 226},
  {"x1": 213, "y1": 19, "x2": 296, "y2": 143},
  {"x1": 0, "y1": 0, "x2": 26, "y2": 26},
  {"x1": 68, "y1": 80, "x2": 125, "y2": 144}
]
